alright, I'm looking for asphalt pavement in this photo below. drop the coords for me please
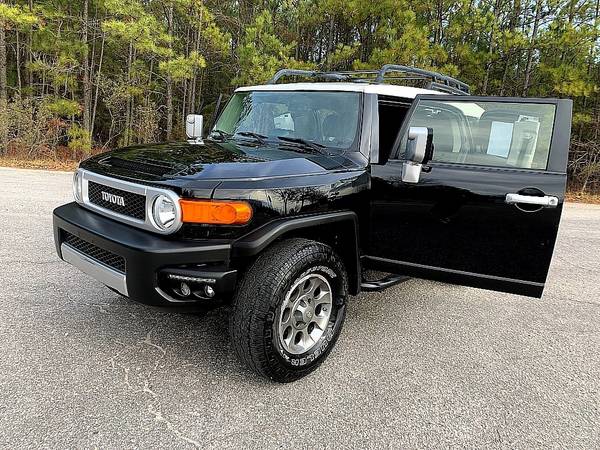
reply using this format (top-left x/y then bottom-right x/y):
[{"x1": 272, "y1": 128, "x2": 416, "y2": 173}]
[{"x1": 0, "y1": 167, "x2": 599, "y2": 448}]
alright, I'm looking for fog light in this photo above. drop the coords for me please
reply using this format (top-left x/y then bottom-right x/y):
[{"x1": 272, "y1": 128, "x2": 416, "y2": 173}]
[
  {"x1": 204, "y1": 285, "x2": 215, "y2": 298},
  {"x1": 180, "y1": 282, "x2": 191, "y2": 297}
]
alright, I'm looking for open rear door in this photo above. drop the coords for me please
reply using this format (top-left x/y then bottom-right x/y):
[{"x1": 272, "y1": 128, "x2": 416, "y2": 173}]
[{"x1": 369, "y1": 95, "x2": 572, "y2": 298}]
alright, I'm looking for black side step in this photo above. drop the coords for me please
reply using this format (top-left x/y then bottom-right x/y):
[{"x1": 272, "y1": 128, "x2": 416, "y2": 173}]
[{"x1": 360, "y1": 275, "x2": 411, "y2": 292}]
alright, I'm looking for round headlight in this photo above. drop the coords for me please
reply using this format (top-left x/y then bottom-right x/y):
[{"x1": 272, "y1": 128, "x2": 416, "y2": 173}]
[
  {"x1": 152, "y1": 195, "x2": 177, "y2": 230},
  {"x1": 72, "y1": 171, "x2": 83, "y2": 203}
]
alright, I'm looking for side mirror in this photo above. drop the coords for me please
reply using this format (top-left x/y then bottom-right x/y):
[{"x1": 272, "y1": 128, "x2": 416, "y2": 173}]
[
  {"x1": 402, "y1": 126, "x2": 433, "y2": 183},
  {"x1": 186, "y1": 114, "x2": 204, "y2": 143}
]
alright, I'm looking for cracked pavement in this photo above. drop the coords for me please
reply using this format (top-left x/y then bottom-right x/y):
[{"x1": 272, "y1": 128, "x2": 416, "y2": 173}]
[{"x1": 0, "y1": 167, "x2": 599, "y2": 448}]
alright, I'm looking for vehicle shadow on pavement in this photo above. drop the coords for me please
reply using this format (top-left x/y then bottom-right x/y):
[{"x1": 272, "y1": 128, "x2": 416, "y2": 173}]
[
  {"x1": 64, "y1": 277, "x2": 423, "y2": 388},
  {"x1": 81, "y1": 290, "x2": 272, "y2": 385}
]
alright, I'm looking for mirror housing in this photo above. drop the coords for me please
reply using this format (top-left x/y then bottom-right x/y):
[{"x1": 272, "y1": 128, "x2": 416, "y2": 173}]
[
  {"x1": 402, "y1": 126, "x2": 433, "y2": 183},
  {"x1": 186, "y1": 114, "x2": 204, "y2": 143}
]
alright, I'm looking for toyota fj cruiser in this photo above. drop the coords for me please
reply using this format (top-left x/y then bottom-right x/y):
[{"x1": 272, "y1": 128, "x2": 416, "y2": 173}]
[{"x1": 53, "y1": 65, "x2": 572, "y2": 382}]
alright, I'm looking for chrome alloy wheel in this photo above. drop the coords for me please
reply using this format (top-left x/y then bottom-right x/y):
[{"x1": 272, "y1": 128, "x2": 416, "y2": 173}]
[{"x1": 277, "y1": 273, "x2": 333, "y2": 355}]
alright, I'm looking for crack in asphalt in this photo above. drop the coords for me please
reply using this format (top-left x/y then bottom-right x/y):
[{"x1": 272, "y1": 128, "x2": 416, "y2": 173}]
[{"x1": 110, "y1": 324, "x2": 202, "y2": 448}]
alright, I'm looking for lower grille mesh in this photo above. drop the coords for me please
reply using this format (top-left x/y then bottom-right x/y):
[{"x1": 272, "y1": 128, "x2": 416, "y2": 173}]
[{"x1": 62, "y1": 231, "x2": 126, "y2": 273}]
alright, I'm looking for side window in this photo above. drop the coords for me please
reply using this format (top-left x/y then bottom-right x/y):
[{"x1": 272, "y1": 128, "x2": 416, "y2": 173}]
[{"x1": 400, "y1": 100, "x2": 557, "y2": 170}]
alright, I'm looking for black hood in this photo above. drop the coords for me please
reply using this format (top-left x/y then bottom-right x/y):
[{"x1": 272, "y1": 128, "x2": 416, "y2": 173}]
[{"x1": 81, "y1": 140, "x2": 363, "y2": 183}]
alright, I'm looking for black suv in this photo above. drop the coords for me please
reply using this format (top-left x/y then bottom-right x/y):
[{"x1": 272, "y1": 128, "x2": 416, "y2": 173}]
[{"x1": 53, "y1": 65, "x2": 573, "y2": 382}]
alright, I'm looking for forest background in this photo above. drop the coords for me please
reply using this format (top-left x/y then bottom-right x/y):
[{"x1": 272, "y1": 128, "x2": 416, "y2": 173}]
[{"x1": 1, "y1": 0, "x2": 599, "y2": 194}]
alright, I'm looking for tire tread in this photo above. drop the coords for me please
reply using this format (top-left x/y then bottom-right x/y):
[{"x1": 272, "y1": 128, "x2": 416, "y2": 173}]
[{"x1": 229, "y1": 238, "x2": 347, "y2": 381}]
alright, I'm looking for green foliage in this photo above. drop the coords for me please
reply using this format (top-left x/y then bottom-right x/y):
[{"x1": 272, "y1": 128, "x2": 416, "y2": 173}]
[
  {"x1": 102, "y1": 17, "x2": 172, "y2": 56},
  {"x1": 43, "y1": 98, "x2": 81, "y2": 117},
  {"x1": 1, "y1": 0, "x2": 600, "y2": 190},
  {"x1": 325, "y1": 44, "x2": 360, "y2": 70},
  {"x1": 67, "y1": 124, "x2": 92, "y2": 155},
  {"x1": 234, "y1": 10, "x2": 298, "y2": 85},
  {"x1": 573, "y1": 112, "x2": 593, "y2": 126},
  {"x1": 159, "y1": 51, "x2": 206, "y2": 81},
  {"x1": 0, "y1": 3, "x2": 38, "y2": 28}
]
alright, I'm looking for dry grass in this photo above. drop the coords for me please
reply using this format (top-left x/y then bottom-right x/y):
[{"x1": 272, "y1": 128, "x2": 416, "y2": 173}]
[
  {"x1": 565, "y1": 190, "x2": 600, "y2": 205},
  {"x1": 0, "y1": 142, "x2": 105, "y2": 173},
  {"x1": 0, "y1": 156, "x2": 78, "y2": 172}
]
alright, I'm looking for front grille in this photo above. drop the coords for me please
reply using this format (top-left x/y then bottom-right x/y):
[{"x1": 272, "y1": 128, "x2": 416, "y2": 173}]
[
  {"x1": 62, "y1": 231, "x2": 126, "y2": 273},
  {"x1": 88, "y1": 181, "x2": 146, "y2": 220}
]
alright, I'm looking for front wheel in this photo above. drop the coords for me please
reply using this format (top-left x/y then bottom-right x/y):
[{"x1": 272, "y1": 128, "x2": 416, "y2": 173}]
[{"x1": 229, "y1": 238, "x2": 348, "y2": 382}]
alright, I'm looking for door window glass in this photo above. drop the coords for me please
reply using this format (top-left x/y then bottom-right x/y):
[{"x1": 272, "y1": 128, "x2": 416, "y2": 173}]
[{"x1": 400, "y1": 100, "x2": 556, "y2": 170}]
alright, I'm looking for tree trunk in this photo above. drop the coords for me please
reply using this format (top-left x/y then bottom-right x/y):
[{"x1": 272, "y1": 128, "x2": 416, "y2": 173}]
[
  {"x1": 326, "y1": 15, "x2": 334, "y2": 68},
  {"x1": 82, "y1": 0, "x2": 92, "y2": 145},
  {"x1": 483, "y1": 0, "x2": 502, "y2": 95},
  {"x1": 588, "y1": 0, "x2": 600, "y2": 76},
  {"x1": 91, "y1": 30, "x2": 105, "y2": 138},
  {"x1": 295, "y1": 12, "x2": 300, "y2": 60},
  {"x1": 500, "y1": 0, "x2": 521, "y2": 96},
  {"x1": 435, "y1": 0, "x2": 443, "y2": 46},
  {"x1": 580, "y1": 152, "x2": 598, "y2": 194},
  {"x1": 124, "y1": 42, "x2": 133, "y2": 146},
  {"x1": 182, "y1": 79, "x2": 187, "y2": 118},
  {"x1": 28, "y1": 0, "x2": 33, "y2": 93},
  {"x1": 16, "y1": 32, "x2": 22, "y2": 95},
  {"x1": 522, "y1": 0, "x2": 542, "y2": 96},
  {"x1": 499, "y1": 57, "x2": 510, "y2": 96},
  {"x1": 189, "y1": 27, "x2": 201, "y2": 114},
  {"x1": 166, "y1": 4, "x2": 174, "y2": 140},
  {"x1": 0, "y1": 10, "x2": 7, "y2": 150}
]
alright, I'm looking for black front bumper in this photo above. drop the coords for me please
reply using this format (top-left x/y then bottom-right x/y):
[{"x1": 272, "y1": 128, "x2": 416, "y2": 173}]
[{"x1": 53, "y1": 202, "x2": 236, "y2": 306}]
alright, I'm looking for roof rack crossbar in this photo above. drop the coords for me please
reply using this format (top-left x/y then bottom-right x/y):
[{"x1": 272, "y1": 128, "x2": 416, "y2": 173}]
[
  {"x1": 426, "y1": 81, "x2": 469, "y2": 96},
  {"x1": 267, "y1": 69, "x2": 350, "y2": 84},
  {"x1": 376, "y1": 64, "x2": 470, "y2": 93}
]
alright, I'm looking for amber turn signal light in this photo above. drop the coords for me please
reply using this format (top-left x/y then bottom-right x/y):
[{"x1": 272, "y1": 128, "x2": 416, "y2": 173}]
[{"x1": 180, "y1": 199, "x2": 253, "y2": 225}]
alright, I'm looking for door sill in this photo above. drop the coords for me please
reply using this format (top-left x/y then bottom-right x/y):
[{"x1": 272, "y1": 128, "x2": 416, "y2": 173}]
[{"x1": 361, "y1": 255, "x2": 544, "y2": 298}]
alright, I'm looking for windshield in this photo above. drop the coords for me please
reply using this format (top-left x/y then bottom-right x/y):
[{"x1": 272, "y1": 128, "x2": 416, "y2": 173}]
[{"x1": 212, "y1": 91, "x2": 361, "y2": 152}]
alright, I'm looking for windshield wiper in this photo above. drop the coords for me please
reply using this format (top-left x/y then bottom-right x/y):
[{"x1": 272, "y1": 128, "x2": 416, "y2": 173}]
[
  {"x1": 208, "y1": 129, "x2": 232, "y2": 141},
  {"x1": 276, "y1": 136, "x2": 330, "y2": 155},
  {"x1": 235, "y1": 131, "x2": 268, "y2": 144}
]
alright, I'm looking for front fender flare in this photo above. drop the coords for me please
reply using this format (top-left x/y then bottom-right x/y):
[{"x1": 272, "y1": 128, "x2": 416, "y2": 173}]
[{"x1": 231, "y1": 211, "x2": 361, "y2": 295}]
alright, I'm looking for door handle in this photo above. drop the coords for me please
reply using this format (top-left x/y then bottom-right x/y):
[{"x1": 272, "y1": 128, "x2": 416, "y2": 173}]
[{"x1": 505, "y1": 193, "x2": 559, "y2": 208}]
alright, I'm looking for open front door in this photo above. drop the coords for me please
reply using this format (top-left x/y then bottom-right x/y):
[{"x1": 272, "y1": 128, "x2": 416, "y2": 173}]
[{"x1": 368, "y1": 95, "x2": 572, "y2": 298}]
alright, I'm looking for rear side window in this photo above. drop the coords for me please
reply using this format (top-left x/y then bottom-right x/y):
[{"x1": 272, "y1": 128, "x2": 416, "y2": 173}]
[{"x1": 400, "y1": 100, "x2": 556, "y2": 170}]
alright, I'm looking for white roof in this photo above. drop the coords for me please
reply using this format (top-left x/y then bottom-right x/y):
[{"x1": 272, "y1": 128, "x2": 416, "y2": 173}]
[{"x1": 236, "y1": 82, "x2": 442, "y2": 99}]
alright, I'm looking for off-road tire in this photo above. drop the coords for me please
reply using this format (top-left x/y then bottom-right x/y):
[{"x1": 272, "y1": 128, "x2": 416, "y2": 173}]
[{"x1": 229, "y1": 238, "x2": 348, "y2": 382}]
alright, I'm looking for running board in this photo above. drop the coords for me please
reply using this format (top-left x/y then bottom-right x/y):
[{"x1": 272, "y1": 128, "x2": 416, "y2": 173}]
[{"x1": 360, "y1": 274, "x2": 411, "y2": 292}]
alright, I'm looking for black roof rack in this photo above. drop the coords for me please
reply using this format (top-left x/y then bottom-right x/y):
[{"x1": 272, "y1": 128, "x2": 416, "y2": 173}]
[
  {"x1": 267, "y1": 69, "x2": 351, "y2": 83},
  {"x1": 267, "y1": 64, "x2": 470, "y2": 95},
  {"x1": 427, "y1": 81, "x2": 469, "y2": 96}
]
